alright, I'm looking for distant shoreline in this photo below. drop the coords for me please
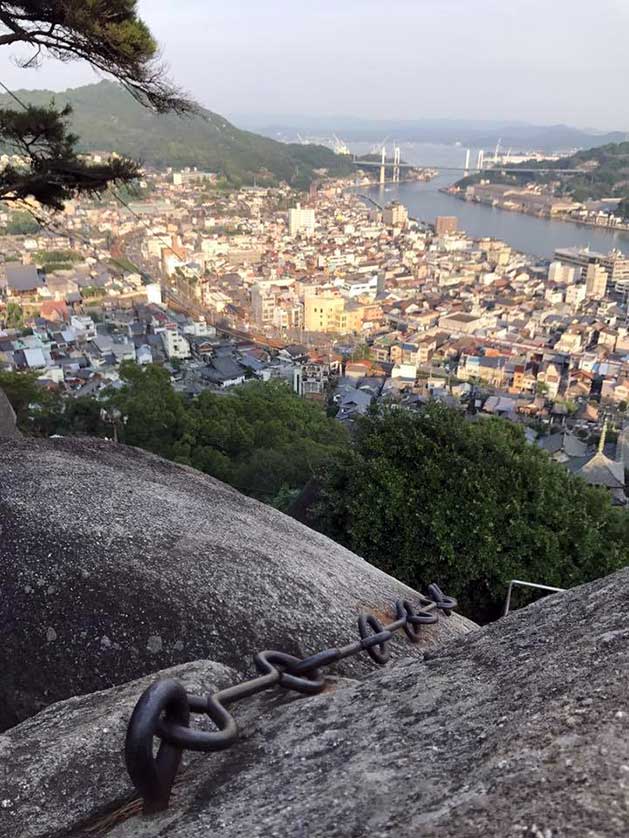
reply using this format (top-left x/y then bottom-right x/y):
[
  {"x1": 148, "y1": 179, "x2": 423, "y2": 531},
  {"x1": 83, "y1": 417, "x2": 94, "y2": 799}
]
[{"x1": 442, "y1": 187, "x2": 629, "y2": 235}]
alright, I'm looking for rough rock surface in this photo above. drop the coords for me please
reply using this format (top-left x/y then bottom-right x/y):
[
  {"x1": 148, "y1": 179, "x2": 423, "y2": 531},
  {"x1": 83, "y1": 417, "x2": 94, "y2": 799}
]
[
  {"x1": 0, "y1": 437, "x2": 474, "y2": 731},
  {"x1": 0, "y1": 660, "x2": 240, "y2": 838},
  {"x1": 3, "y1": 568, "x2": 629, "y2": 838},
  {"x1": 0, "y1": 388, "x2": 18, "y2": 438}
]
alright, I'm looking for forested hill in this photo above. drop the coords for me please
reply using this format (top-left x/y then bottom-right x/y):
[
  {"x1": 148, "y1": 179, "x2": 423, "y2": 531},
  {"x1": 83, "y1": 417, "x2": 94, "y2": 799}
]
[
  {"x1": 0, "y1": 81, "x2": 354, "y2": 188},
  {"x1": 456, "y1": 142, "x2": 629, "y2": 205}
]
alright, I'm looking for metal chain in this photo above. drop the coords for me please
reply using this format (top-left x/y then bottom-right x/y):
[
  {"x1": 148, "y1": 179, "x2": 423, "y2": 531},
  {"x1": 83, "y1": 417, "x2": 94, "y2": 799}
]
[{"x1": 124, "y1": 583, "x2": 457, "y2": 814}]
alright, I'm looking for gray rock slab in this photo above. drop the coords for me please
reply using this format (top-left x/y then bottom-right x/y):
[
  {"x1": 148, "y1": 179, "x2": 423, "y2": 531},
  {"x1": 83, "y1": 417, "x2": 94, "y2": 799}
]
[
  {"x1": 0, "y1": 660, "x2": 239, "y2": 838},
  {"x1": 0, "y1": 388, "x2": 19, "y2": 438},
  {"x1": 3, "y1": 568, "x2": 629, "y2": 838},
  {"x1": 0, "y1": 437, "x2": 474, "y2": 731}
]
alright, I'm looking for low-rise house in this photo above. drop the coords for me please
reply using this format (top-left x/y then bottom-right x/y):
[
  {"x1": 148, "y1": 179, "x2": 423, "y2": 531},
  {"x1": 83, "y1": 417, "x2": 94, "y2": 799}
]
[
  {"x1": 5, "y1": 263, "x2": 44, "y2": 299},
  {"x1": 537, "y1": 431, "x2": 589, "y2": 463},
  {"x1": 537, "y1": 362, "x2": 562, "y2": 399},
  {"x1": 39, "y1": 301, "x2": 69, "y2": 323},
  {"x1": 482, "y1": 395, "x2": 518, "y2": 416},
  {"x1": 201, "y1": 356, "x2": 246, "y2": 388},
  {"x1": 294, "y1": 362, "x2": 330, "y2": 398},
  {"x1": 568, "y1": 429, "x2": 626, "y2": 506},
  {"x1": 136, "y1": 345, "x2": 153, "y2": 366},
  {"x1": 335, "y1": 386, "x2": 373, "y2": 423},
  {"x1": 601, "y1": 377, "x2": 629, "y2": 404}
]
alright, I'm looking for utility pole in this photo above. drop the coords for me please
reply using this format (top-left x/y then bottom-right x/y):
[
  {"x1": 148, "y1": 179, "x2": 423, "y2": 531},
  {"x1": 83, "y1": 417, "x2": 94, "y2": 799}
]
[{"x1": 100, "y1": 407, "x2": 128, "y2": 443}]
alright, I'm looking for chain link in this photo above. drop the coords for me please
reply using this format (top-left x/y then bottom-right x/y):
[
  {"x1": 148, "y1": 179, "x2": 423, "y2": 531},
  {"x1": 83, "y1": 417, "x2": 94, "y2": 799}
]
[{"x1": 124, "y1": 582, "x2": 457, "y2": 814}]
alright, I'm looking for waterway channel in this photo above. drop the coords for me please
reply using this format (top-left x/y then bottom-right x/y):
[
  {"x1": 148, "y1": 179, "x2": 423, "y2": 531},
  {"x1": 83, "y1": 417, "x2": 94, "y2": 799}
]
[{"x1": 357, "y1": 142, "x2": 629, "y2": 259}]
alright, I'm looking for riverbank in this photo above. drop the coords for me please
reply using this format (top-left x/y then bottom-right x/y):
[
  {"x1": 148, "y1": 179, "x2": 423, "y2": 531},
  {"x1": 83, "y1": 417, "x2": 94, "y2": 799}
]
[
  {"x1": 443, "y1": 187, "x2": 629, "y2": 236},
  {"x1": 363, "y1": 177, "x2": 629, "y2": 259}
]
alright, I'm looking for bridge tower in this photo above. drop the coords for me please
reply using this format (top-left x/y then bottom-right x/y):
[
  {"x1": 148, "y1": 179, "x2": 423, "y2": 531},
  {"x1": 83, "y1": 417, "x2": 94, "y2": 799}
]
[
  {"x1": 464, "y1": 149, "x2": 471, "y2": 175},
  {"x1": 379, "y1": 146, "x2": 386, "y2": 185},
  {"x1": 393, "y1": 146, "x2": 401, "y2": 183},
  {"x1": 477, "y1": 149, "x2": 484, "y2": 171}
]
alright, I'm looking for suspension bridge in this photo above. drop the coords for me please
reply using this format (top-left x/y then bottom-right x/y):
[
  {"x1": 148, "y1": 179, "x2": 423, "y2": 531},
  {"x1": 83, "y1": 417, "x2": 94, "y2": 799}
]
[{"x1": 352, "y1": 145, "x2": 586, "y2": 184}]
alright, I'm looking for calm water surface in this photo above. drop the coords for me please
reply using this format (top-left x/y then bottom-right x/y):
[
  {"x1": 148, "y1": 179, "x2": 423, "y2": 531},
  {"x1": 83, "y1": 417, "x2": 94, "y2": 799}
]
[{"x1": 356, "y1": 143, "x2": 629, "y2": 259}]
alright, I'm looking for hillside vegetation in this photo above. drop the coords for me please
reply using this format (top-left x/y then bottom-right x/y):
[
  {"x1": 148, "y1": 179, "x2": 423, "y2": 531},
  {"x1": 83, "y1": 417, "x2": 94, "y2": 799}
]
[
  {"x1": 310, "y1": 404, "x2": 629, "y2": 621},
  {"x1": 1, "y1": 366, "x2": 348, "y2": 510},
  {"x1": 456, "y1": 142, "x2": 629, "y2": 210},
  {"x1": 3, "y1": 370, "x2": 627, "y2": 623},
  {"x1": 0, "y1": 82, "x2": 354, "y2": 188}
]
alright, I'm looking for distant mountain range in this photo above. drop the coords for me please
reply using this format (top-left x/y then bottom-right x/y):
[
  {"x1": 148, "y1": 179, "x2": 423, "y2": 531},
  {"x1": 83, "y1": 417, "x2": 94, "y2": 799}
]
[
  {"x1": 232, "y1": 114, "x2": 628, "y2": 153},
  {"x1": 0, "y1": 82, "x2": 354, "y2": 188}
]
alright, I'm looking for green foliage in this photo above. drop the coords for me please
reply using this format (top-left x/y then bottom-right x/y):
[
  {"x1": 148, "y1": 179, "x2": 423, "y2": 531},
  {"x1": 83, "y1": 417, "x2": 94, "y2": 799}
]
[
  {"x1": 350, "y1": 344, "x2": 372, "y2": 361},
  {"x1": 458, "y1": 142, "x2": 629, "y2": 203},
  {"x1": 618, "y1": 199, "x2": 629, "y2": 221},
  {"x1": 272, "y1": 484, "x2": 302, "y2": 513},
  {"x1": 0, "y1": 369, "x2": 68, "y2": 433},
  {"x1": 0, "y1": 82, "x2": 355, "y2": 188},
  {"x1": 41, "y1": 262, "x2": 77, "y2": 273},
  {"x1": 34, "y1": 250, "x2": 82, "y2": 265},
  {"x1": 0, "y1": 103, "x2": 141, "y2": 209},
  {"x1": 100, "y1": 364, "x2": 348, "y2": 503},
  {"x1": 5, "y1": 301, "x2": 24, "y2": 329},
  {"x1": 5, "y1": 210, "x2": 40, "y2": 235},
  {"x1": 0, "y1": 370, "x2": 40, "y2": 426},
  {"x1": 107, "y1": 362, "x2": 188, "y2": 459},
  {"x1": 80, "y1": 286, "x2": 104, "y2": 298},
  {"x1": 312, "y1": 404, "x2": 629, "y2": 622},
  {"x1": 0, "y1": 370, "x2": 115, "y2": 436},
  {"x1": 0, "y1": 2, "x2": 189, "y2": 114},
  {"x1": 0, "y1": 2, "x2": 190, "y2": 209}
]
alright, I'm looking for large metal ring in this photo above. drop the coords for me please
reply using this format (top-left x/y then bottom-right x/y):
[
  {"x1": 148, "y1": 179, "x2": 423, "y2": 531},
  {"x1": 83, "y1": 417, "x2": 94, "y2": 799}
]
[
  {"x1": 254, "y1": 650, "x2": 326, "y2": 695},
  {"x1": 124, "y1": 679, "x2": 190, "y2": 814},
  {"x1": 395, "y1": 600, "x2": 437, "y2": 642},
  {"x1": 157, "y1": 694, "x2": 238, "y2": 752},
  {"x1": 427, "y1": 583, "x2": 457, "y2": 616},
  {"x1": 358, "y1": 614, "x2": 391, "y2": 665}
]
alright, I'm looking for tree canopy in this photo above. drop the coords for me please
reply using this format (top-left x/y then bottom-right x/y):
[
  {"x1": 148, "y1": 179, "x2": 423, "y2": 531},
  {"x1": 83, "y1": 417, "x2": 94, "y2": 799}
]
[
  {"x1": 5, "y1": 366, "x2": 627, "y2": 622},
  {"x1": 311, "y1": 403, "x2": 629, "y2": 622},
  {"x1": 105, "y1": 363, "x2": 348, "y2": 506},
  {"x1": 456, "y1": 142, "x2": 629, "y2": 204},
  {"x1": 0, "y1": 1, "x2": 190, "y2": 208},
  {"x1": 3, "y1": 363, "x2": 349, "y2": 508},
  {"x1": 0, "y1": 81, "x2": 356, "y2": 189}
]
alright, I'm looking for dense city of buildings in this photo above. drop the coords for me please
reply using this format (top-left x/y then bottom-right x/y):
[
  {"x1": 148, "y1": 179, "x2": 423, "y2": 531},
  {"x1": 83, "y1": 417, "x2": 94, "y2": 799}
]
[{"x1": 1, "y1": 164, "x2": 628, "y2": 502}]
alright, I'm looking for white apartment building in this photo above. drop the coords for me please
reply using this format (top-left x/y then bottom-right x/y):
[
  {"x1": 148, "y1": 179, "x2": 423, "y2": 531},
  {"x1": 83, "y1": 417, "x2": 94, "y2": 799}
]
[
  {"x1": 383, "y1": 202, "x2": 409, "y2": 227},
  {"x1": 288, "y1": 204, "x2": 315, "y2": 238},
  {"x1": 586, "y1": 263, "x2": 608, "y2": 300},
  {"x1": 565, "y1": 283, "x2": 587, "y2": 310},
  {"x1": 161, "y1": 328, "x2": 191, "y2": 360},
  {"x1": 548, "y1": 261, "x2": 579, "y2": 285}
]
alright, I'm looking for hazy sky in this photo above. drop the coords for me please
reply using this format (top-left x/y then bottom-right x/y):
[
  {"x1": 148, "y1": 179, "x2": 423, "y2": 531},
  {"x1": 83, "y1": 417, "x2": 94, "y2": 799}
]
[{"x1": 1, "y1": 0, "x2": 629, "y2": 129}]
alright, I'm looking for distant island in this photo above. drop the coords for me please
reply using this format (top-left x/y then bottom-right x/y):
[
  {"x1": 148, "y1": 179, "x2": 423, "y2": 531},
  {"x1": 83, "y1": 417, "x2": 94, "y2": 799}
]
[
  {"x1": 448, "y1": 142, "x2": 629, "y2": 228},
  {"x1": 0, "y1": 81, "x2": 355, "y2": 189}
]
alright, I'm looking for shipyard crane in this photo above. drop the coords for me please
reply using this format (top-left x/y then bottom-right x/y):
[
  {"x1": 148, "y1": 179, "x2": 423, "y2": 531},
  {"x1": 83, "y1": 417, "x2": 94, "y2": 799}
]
[{"x1": 332, "y1": 134, "x2": 351, "y2": 156}]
